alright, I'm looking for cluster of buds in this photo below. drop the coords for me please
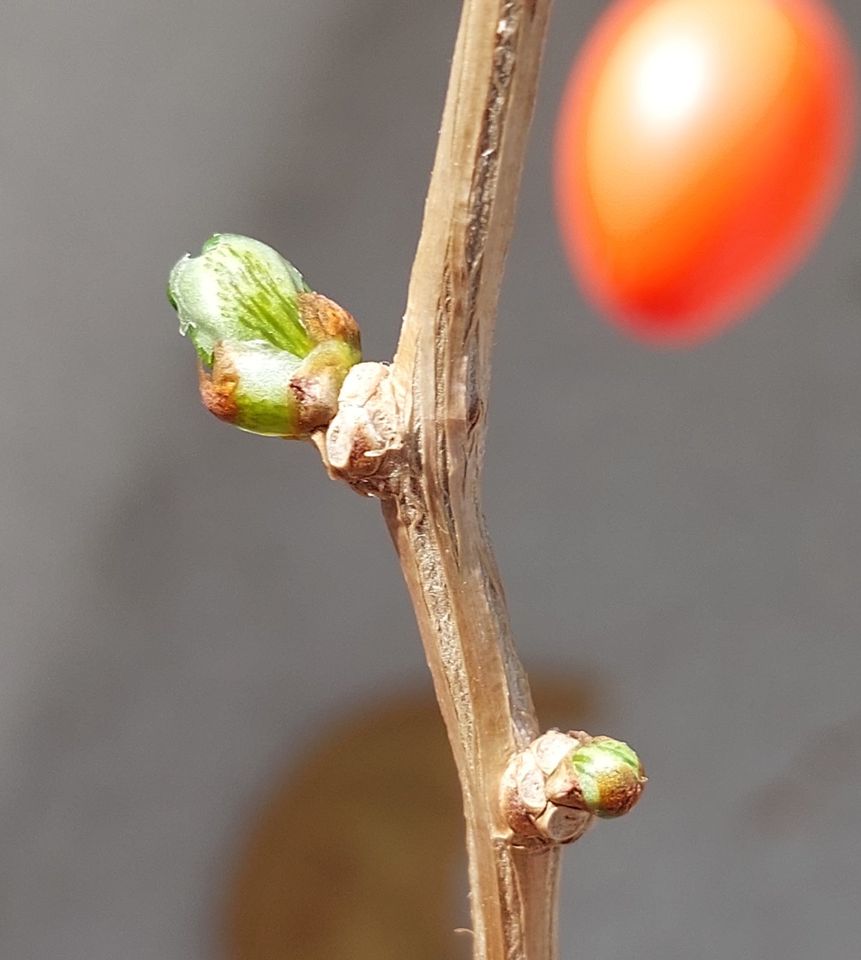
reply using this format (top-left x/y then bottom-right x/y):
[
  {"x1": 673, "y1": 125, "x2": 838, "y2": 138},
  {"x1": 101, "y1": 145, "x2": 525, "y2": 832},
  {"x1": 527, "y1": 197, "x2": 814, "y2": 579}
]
[
  {"x1": 168, "y1": 234, "x2": 362, "y2": 438},
  {"x1": 501, "y1": 730, "x2": 646, "y2": 845}
]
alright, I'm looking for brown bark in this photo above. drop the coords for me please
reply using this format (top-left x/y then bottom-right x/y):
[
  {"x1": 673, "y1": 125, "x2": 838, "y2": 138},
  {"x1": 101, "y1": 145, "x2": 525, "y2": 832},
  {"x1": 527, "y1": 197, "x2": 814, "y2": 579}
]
[{"x1": 383, "y1": 3, "x2": 557, "y2": 958}]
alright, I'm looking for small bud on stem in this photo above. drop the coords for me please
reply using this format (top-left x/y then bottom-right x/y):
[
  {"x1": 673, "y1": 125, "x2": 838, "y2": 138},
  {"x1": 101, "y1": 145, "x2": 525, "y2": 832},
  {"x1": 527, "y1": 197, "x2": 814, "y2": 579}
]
[
  {"x1": 501, "y1": 730, "x2": 646, "y2": 845},
  {"x1": 545, "y1": 735, "x2": 646, "y2": 819}
]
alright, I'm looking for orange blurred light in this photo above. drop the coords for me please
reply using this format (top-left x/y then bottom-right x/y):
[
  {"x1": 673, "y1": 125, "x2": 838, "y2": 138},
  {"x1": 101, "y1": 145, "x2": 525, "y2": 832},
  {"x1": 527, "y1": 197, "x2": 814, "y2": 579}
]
[{"x1": 555, "y1": 0, "x2": 857, "y2": 344}]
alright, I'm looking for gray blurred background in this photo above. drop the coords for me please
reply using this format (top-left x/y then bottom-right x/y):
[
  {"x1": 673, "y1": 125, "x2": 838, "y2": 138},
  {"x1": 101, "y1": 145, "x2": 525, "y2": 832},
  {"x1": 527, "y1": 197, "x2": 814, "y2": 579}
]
[{"x1": 1, "y1": 1, "x2": 860, "y2": 958}]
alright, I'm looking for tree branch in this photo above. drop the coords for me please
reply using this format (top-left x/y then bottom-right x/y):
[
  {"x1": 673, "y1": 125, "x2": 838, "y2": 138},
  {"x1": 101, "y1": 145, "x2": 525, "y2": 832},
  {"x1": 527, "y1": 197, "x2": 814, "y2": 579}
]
[
  {"x1": 317, "y1": 0, "x2": 637, "y2": 953},
  {"x1": 169, "y1": 6, "x2": 645, "y2": 954},
  {"x1": 384, "y1": 3, "x2": 556, "y2": 958}
]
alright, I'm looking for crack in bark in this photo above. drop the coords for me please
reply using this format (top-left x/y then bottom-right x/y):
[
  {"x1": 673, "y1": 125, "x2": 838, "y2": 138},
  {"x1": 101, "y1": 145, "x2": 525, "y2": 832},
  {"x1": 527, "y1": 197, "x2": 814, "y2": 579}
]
[{"x1": 465, "y1": 3, "x2": 519, "y2": 339}]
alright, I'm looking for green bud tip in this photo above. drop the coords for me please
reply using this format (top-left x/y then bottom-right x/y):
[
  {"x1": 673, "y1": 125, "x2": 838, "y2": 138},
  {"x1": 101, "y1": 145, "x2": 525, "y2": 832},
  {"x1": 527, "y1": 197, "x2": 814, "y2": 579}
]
[
  {"x1": 565, "y1": 737, "x2": 646, "y2": 819},
  {"x1": 167, "y1": 234, "x2": 361, "y2": 438}
]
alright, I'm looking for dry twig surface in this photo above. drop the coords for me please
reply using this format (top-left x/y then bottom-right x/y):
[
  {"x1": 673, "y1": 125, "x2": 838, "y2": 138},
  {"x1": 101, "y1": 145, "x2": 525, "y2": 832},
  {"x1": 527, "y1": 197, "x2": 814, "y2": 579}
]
[{"x1": 379, "y1": 2, "x2": 556, "y2": 958}]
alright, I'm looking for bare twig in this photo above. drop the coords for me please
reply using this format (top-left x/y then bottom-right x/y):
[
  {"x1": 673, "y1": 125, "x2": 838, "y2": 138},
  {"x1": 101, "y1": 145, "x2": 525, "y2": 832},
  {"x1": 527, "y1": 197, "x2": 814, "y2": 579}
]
[
  {"x1": 168, "y1": 4, "x2": 643, "y2": 953},
  {"x1": 310, "y1": 1, "x2": 640, "y2": 956},
  {"x1": 384, "y1": 2, "x2": 556, "y2": 958}
]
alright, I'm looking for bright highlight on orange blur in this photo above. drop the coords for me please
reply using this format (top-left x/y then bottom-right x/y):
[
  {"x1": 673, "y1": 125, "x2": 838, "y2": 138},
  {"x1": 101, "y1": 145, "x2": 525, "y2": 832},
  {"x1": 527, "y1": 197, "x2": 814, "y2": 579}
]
[{"x1": 555, "y1": 0, "x2": 857, "y2": 344}]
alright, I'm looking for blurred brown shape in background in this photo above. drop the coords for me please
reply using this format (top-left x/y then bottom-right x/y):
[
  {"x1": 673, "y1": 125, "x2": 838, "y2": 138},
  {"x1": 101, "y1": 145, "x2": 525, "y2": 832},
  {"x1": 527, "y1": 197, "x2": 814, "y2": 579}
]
[{"x1": 226, "y1": 673, "x2": 596, "y2": 960}]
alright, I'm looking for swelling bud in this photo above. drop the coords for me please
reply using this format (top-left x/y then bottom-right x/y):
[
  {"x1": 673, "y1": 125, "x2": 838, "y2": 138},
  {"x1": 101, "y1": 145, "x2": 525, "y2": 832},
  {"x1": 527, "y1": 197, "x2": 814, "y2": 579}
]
[
  {"x1": 168, "y1": 234, "x2": 361, "y2": 437},
  {"x1": 545, "y1": 735, "x2": 646, "y2": 819}
]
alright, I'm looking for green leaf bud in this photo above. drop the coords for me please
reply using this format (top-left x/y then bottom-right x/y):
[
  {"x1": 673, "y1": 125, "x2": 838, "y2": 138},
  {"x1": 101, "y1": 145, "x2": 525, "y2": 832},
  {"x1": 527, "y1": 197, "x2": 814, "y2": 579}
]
[
  {"x1": 168, "y1": 234, "x2": 362, "y2": 438},
  {"x1": 545, "y1": 736, "x2": 646, "y2": 819}
]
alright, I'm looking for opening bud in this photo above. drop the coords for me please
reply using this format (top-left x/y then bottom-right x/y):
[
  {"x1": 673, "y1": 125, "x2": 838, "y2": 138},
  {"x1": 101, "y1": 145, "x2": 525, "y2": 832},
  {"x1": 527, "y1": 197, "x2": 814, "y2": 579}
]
[{"x1": 168, "y1": 234, "x2": 361, "y2": 437}]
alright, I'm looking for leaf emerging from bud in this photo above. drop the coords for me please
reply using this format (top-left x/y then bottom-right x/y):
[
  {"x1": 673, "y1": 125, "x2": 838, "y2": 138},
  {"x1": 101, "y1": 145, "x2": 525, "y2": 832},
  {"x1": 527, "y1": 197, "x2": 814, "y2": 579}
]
[{"x1": 168, "y1": 234, "x2": 362, "y2": 438}]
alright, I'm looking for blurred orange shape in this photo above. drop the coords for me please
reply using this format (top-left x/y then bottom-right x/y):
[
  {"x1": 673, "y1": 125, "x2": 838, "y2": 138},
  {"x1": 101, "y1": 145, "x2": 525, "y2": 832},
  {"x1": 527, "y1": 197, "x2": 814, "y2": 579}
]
[{"x1": 555, "y1": 0, "x2": 857, "y2": 344}]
